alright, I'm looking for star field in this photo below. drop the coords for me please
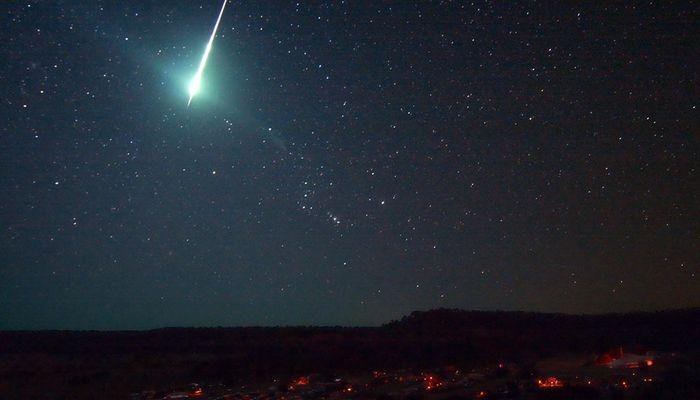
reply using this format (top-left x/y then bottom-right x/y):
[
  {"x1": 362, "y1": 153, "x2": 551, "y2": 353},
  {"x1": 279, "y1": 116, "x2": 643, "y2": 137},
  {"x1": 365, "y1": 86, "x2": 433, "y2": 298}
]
[{"x1": 1, "y1": 1, "x2": 698, "y2": 329}]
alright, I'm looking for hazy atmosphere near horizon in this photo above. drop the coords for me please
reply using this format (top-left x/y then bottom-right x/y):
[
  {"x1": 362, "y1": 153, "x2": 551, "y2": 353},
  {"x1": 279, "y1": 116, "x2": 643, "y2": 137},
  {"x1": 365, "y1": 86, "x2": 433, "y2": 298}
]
[{"x1": 1, "y1": 1, "x2": 697, "y2": 330}]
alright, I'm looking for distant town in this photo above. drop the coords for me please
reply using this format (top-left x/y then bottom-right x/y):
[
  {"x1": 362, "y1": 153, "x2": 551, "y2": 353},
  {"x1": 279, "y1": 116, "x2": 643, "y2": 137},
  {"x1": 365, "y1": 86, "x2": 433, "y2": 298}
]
[
  {"x1": 1, "y1": 309, "x2": 697, "y2": 399},
  {"x1": 129, "y1": 347, "x2": 687, "y2": 399}
]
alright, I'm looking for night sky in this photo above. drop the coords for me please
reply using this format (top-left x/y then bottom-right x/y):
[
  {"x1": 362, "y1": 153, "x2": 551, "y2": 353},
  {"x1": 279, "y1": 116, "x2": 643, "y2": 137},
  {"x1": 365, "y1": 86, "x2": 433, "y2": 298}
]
[{"x1": 1, "y1": 1, "x2": 698, "y2": 330}]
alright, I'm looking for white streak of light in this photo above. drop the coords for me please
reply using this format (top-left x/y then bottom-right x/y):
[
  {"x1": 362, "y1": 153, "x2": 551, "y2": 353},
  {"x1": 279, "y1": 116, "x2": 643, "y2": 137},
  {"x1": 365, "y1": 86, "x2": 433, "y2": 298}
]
[{"x1": 188, "y1": 0, "x2": 228, "y2": 107}]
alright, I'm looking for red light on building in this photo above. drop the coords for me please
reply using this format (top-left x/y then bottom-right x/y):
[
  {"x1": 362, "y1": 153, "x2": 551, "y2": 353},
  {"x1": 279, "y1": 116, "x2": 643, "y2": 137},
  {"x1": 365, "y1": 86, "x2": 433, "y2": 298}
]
[
  {"x1": 372, "y1": 371, "x2": 386, "y2": 379},
  {"x1": 645, "y1": 359, "x2": 653, "y2": 367},
  {"x1": 537, "y1": 377, "x2": 564, "y2": 388},
  {"x1": 287, "y1": 376, "x2": 310, "y2": 391},
  {"x1": 422, "y1": 374, "x2": 442, "y2": 391}
]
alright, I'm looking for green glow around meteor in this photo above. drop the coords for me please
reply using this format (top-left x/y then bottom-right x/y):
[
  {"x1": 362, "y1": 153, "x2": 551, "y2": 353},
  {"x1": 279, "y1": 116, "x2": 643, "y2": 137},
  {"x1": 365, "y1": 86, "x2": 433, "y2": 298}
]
[{"x1": 187, "y1": 0, "x2": 228, "y2": 107}]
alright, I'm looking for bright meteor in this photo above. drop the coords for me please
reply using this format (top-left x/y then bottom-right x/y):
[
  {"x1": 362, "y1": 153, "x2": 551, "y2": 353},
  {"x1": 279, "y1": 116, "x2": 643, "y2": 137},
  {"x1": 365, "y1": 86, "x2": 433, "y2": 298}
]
[{"x1": 187, "y1": 0, "x2": 228, "y2": 107}]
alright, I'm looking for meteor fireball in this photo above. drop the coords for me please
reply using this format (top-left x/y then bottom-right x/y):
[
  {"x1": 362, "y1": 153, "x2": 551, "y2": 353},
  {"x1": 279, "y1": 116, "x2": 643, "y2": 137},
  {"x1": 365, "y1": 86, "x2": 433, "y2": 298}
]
[{"x1": 187, "y1": 0, "x2": 228, "y2": 107}]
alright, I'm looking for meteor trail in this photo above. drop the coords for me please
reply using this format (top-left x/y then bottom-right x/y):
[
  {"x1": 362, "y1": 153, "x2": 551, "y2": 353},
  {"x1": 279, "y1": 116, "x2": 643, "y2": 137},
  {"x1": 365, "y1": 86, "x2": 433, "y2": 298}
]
[{"x1": 187, "y1": 0, "x2": 228, "y2": 107}]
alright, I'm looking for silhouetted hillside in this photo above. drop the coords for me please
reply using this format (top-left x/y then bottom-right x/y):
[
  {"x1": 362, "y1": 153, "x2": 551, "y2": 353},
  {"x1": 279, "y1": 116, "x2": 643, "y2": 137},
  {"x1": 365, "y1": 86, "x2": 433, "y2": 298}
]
[
  {"x1": 387, "y1": 308, "x2": 700, "y2": 331},
  {"x1": 2, "y1": 308, "x2": 698, "y2": 356},
  {"x1": 384, "y1": 308, "x2": 700, "y2": 353}
]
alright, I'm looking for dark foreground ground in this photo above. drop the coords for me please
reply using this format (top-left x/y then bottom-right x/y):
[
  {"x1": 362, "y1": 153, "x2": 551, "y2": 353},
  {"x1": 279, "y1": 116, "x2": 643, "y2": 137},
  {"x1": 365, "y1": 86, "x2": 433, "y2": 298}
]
[{"x1": 1, "y1": 308, "x2": 698, "y2": 399}]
